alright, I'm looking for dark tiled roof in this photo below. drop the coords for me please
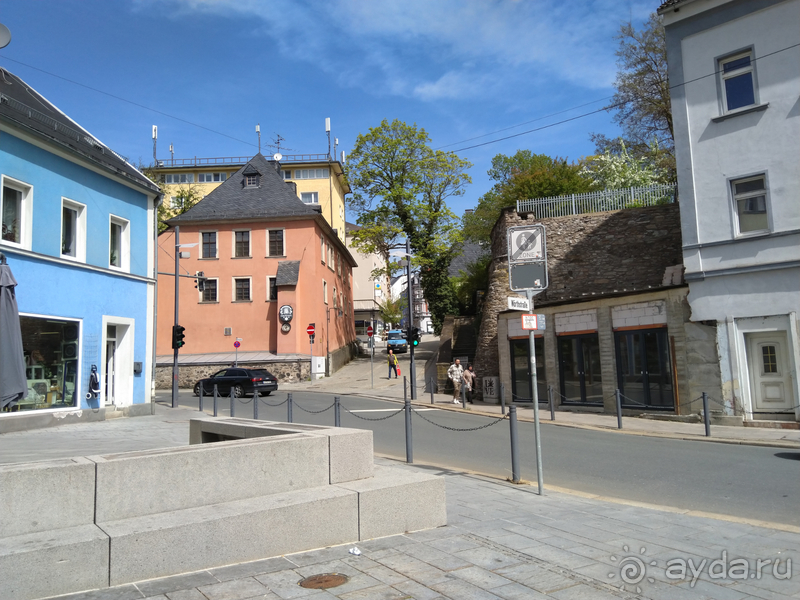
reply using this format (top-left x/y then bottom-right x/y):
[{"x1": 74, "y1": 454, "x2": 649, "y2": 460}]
[
  {"x1": 169, "y1": 154, "x2": 318, "y2": 223},
  {"x1": 0, "y1": 68, "x2": 158, "y2": 193},
  {"x1": 449, "y1": 242, "x2": 490, "y2": 277},
  {"x1": 657, "y1": 0, "x2": 691, "y2": 13},
  {"x1": 275, "y1": 260, "x2": 300, "y2": 286}
]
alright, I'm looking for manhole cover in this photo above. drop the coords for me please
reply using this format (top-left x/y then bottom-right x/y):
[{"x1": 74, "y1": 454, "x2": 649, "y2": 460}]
[{"x1": 298, "y1": 573, "x2": 349, "y2": 589}]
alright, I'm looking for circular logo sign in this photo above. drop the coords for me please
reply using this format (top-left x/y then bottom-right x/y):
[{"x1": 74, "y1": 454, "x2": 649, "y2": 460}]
[
  {"x1": 281, "y1": 323, "x2": 291, "y2": 333},
  {"x1": 279, "y1": 305, "x2": 294, "y2": 323},
  {"x1": 233, "y1": 341, "x2": 241, "y2": 348}
]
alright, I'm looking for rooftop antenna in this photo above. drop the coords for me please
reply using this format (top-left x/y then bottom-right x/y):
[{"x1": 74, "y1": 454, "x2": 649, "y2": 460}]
[
  {"x1": 271, "y1": 134, "x2": 293, "y2": 155},
  {"x1": 0, "y1": 23, "x2": 11, "y2": 50},
  {"x1": 256, "y1": 123, "x2": 261, "y2": 154},
  {"x1": 152, "y1": 125, "x2": 157, "y2": 163},
  {"x1": 169, "y1": 144, "x2": 174, "y2": 161}
]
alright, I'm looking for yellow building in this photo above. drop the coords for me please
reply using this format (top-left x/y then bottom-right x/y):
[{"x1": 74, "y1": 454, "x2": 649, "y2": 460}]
[{"x1": 151, "y1": 153, "x2": 349, "y2": 241}]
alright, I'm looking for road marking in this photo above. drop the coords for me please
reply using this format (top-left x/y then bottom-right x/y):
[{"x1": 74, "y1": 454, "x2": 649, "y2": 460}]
[{"x1": 348, "y1": 408, "x2": 438, "y2": 413}]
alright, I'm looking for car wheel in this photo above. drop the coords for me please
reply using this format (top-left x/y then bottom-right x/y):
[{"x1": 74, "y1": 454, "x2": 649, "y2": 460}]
[
  {"x1": 233, "y1": 385, "x2": 245, "y2": 398},
  {"x1": 193, "y1": 382, "x2": 201, "y2": 396},
  {"x1": 263, "y1": 391, "x2": 272, "y2": 396}
]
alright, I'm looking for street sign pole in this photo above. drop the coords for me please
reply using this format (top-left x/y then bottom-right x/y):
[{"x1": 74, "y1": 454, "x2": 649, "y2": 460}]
[
  {"x1": 172, "y1": 226, "x2": 180, "y2": 409},
  {"x1": 367, "y1": 324, "x2": 374, "y2": 389},
  {"x1": 527, "y1": 289, "x2": 544, "y2": 496}
]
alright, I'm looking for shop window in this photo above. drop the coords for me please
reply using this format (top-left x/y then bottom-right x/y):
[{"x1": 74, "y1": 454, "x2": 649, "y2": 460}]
[
  {"x1": 9, "y1": 316, "x2": 80, "y2": 413},
  {"x1": 61, "y1": 198, "x2": 86, "y2": 261}
]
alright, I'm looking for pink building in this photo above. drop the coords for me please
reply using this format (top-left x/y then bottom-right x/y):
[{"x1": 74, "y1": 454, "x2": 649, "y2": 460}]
[{"x1": 156, "y1": 154, "x2": 356, "y2": 384}]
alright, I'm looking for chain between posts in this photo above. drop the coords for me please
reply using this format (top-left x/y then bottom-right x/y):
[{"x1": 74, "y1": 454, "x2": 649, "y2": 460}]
[
  {"x1": 411, "y1": 407, "x2": 508, "y2": 431},
  {"x1": 340, "y1": 405, "x2": 405, "y2": 421},
  {"x1": 259, "y1": 396, "x2": 289, "y2": 407},
  {"x1": 293, "y1": 400, "x2": 336, "y2": 414}
]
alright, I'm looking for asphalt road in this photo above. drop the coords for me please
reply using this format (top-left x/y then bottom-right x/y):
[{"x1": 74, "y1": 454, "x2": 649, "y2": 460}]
[{"x1": 167, "y1": 389, "x2": 800, "y2": 527}]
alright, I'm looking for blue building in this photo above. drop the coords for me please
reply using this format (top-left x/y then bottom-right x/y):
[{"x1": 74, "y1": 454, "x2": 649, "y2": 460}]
[{"x1": 0, "y1": 68, "x2": 160, "y2": 428}]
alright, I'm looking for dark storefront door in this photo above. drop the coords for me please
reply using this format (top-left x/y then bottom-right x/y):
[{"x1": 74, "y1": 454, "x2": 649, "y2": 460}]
[
  {"x1": 510, "y1": 338, "x2": 547, "y2": 403},
  {"x1": 558, "y1": 334, "x2": 603, "y2": 405},
  {"x1": 615, "y1": 328, "x2": 674, "y2": 410}
]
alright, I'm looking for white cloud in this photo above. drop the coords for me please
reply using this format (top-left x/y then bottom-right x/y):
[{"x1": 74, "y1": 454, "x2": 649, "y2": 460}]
[{"x1": 143, "y1": 0, "x2": 655, "y2": 101}]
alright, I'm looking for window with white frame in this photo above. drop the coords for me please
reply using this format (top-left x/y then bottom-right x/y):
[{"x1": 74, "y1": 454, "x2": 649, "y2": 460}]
[
  {"x1": 294, "y1": 168, "x2": 329, "y2": 179},
  {"x1": 164, "y1": 173, "x2": 195, "y2": 184},
  {"x1": 268, "y1": 229, "x2": 284, "y2": 257},
  {"x1": 201, "y1": 231, "x2": 217, "y2": 259},
  {"x1": 323, "y1": 280, "x2": 328, "y2": 304},
  {"x1": 267, "y1": 276, "x2": 278, "y2": 301},
  {"x1": 198, "y1": 172, "x2": 227, "y2": 183},
  {"x1": 201, "y1": 278, "x2": 218, "y2": 302},
  {"x1": 234, "y1": 230, "x2": 251, "y2": 258},
  {"x1": 61, "y1": 198, "x2": 86, "y2": 260},
  {"x1": 1, "y1": 176, "x2": 32, "y2": 248},
  {"x1": 301, "y1": 192, "x2": 319, "y2": 204},
  {"x1": 281, "y1": 170, "x2": 292, "y2": 180},
  {"x1": 719, "y1": 51, "x2": 756, "y2": 112},
  {"x1": 328, "y1": 244, "x2": 333, "y2": 268},
  {"x1": 732, "y1": 175, "x2": 769, "y2": 234},
  {"x1": 321, "y1": 235, "x2": 325, "y2": 263},
  {"x1": 233, "y1": 277, "x2": 251, "y2": 302},
  {"x1": 109, "y1": 215, "x2": 130, "y2": 270},
  {"x1": 333, "y1": 286, "x2": 338, "y2": 308}
]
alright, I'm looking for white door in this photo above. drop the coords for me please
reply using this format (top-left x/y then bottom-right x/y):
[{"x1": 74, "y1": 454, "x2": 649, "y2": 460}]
[
  {"x1": 105, "y1": 337, "x2": 116, "y2": 405},
  {"x1": 746, "y1": 332, "x2": 795, "y2": 416}
]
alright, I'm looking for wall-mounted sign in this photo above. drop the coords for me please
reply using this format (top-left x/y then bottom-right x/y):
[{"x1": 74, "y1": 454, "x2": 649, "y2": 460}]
[
  {"x1": 279, "y1": 305, "x2": 294, "y2": 323},
  {"x1": 281, "y1": 323, "x2": 291, "y2": 333}
]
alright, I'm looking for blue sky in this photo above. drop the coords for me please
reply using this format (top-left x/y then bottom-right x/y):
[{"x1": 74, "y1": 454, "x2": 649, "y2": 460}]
[{"x1": 0, "y1": 0, "x2": 655, "y2": 215}]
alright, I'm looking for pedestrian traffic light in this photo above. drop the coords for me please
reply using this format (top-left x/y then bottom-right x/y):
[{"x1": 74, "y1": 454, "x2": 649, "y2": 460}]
[
  {"x1": 172, "y1": 324, "x2": 186, "y2": 349},
  {"x1": 194, "y1": 271, "x2": 206, "y2": 292},
  {"x1": 411, "y1": 327, "x2": 421, "y2": 346}
]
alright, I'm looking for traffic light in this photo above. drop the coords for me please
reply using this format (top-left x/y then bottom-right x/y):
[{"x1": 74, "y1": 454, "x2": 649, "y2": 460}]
[
  {"x1": 172, "y1": 324, "x2": 186, "y2": 349},
  {"x1": 411, "y1": 327, "x2": 421, "y2": 346},
  {"x1": 194, "y1": 271, "x2": 206, "y2": 292}
]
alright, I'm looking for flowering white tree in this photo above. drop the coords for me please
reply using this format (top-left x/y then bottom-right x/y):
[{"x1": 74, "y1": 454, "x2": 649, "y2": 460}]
[{"x1": 581, "y1": 139, "x2": 670, "y2": 189}]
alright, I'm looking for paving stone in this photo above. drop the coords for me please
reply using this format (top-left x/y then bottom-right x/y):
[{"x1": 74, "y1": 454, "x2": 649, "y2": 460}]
[
  {"x1": 137, "y1": 571, "x2": 219, "y2": 596},
  {"x1": 52, "y1": 585, "x2": 146, "y2": 600},
  {"x1": 491, "y1": 582, "x2": 550, "y2": 599},
  {"x1": 359, "y1": 563, "x2": 409, "y2": 586},
  {"x1": 453, "y1": 546, "x2": 526, "y2": 570},
  {"x1": 197, "y1": 577, "x2": 271, "y2": 600},
  {"x1": 336, "y1": 584, "x2": 411, "y2": 599},
  {"x1": 449, "y1": 565, "x2": 515, "y2": 590},
  {"x1": 254, "y1": 570, "x2": 326, "y2": 599},
  {"x1": 165, "y1": 590, "x2": 209, "y2": 600},
  {"x1": 549, "y1": 582, "x2": 622, "y2": 600},
  {"x1": 429, "y1": 577, "x2": 504, "y2": 599},
  {"x1": 211, "y1": 558, "x2": 297, "y2": 582}
]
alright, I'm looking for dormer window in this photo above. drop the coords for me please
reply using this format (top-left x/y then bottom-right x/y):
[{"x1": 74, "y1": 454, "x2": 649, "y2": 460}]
[{"x1": 245, "y1": 174, "x2": 258, "y2": 187}]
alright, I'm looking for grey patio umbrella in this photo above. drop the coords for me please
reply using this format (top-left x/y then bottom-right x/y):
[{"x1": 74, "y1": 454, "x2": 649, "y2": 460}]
[{"x1": 0, "y1": 252, "x2": 27, "y2": 409}]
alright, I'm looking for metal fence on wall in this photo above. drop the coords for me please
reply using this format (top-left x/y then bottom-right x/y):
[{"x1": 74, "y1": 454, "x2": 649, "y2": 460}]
[{"x1": 516, "y1": 184, "x2": 677, "y2": 218}]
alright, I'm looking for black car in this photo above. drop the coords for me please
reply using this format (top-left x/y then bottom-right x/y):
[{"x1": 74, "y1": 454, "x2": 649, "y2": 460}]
[{"x1": 193, "y1": 368, "x2": 278, "y2": 397}]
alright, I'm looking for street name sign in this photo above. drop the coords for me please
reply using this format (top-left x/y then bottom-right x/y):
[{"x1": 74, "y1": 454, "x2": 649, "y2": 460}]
[{"x1": 508, "y1": 296, "x2": 530, "y2": 311}]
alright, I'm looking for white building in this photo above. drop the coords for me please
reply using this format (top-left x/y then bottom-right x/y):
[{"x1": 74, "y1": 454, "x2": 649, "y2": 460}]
[{"x1": 659, "y1": 0, "x2": 800, "y2": 421}]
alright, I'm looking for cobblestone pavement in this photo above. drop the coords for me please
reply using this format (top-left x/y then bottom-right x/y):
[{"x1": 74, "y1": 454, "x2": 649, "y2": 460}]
[{"x1": 46, "y1": 457, "x2": 798, "y2": 600}]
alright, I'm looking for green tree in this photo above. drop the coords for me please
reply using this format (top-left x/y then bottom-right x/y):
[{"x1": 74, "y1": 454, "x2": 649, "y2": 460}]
[
  {"x1": 451, "y1": 254, "x2": 491, "y2": 316},
  {"x1": 139, "y1": 164, "x2": 203, "y2": 232},
  {"x1": 378, "y1": 295, "x2": 405, "y2": 329},
  {"x1": 349, "y1": 205, "x2": 404, "y2": 281},
  {"x1": 346, "y1": 119, "x2": 471, "y2": 335},
  {"x1": 593, "y1": 13, "x2": 675, "y2": 178},
  {"x1": 463, "y1": 151, "x2": 594, "y2": 245}
]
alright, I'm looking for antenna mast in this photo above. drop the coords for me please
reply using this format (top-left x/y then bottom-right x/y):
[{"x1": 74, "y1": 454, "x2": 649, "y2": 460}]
[
  {"x1": 256, "y1": 124, "x2": 261, "y2": 154},
  {"x1": 152, "y1": 126, "x2": 157, "y2": 163}
]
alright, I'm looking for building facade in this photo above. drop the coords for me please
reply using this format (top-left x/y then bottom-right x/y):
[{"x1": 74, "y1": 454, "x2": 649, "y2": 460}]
[
  {"x1": 346, "y1": 222, "x2": 390, "y2": 338},
  {"x1": 152, "y1": 153, "x2": 349, "y2": 242},
  {"x1": 155, "y1": 154, "x2": 356, "y2": 384},
  {"x1": 659, "y1": 0, "x2": 800, "y2": 421},
  {"x1": 1, "y1": 69, "x2": 160, "y2": 427}
]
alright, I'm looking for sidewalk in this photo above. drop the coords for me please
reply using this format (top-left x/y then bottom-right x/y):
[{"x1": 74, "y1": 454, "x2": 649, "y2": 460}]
[{"x1": 281, "y1": 353, "x2": 800, "y2": 450}]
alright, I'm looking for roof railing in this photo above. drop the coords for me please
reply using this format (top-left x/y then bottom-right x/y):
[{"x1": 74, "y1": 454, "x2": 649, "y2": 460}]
[{"x1": 155, "y1": 153, "x2": 332, "y2": 168}]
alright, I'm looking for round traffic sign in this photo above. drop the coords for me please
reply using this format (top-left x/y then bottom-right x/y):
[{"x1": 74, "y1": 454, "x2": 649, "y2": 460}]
[
  {"x1": 233, "y1": 341, "x2": 240, "y2": 348},
  {"x1": 366, "y1": 325, "x2": 374, "y2": 337},
  {"x1": 307, "y1": 324, "x2": 315, "y2": 336}
]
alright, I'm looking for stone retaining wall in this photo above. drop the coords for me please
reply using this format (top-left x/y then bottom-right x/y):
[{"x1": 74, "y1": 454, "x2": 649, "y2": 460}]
[{"x1": 155, "y1": 360, "x2": 309, "y2": 389}]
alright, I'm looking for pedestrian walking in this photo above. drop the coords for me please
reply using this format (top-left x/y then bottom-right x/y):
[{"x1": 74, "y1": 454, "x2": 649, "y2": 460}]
[
  {"x1": 387, "y1": 349, "x2": 399, "y2": 379},
  {"x1": 462, "y1": 364, "x2": 476, "y2": 404},
  {"x1": 447, "y1": 358, "x2": 464, "y2": 404}
]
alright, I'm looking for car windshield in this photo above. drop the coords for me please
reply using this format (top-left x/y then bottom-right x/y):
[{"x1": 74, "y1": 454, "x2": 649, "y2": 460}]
[{"x1": 387, "y1": 332, "x2": 405, "y2": 340}]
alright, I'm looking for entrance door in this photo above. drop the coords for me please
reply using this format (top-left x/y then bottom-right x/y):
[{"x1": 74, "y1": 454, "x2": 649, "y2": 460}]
[
  {"x1": 558, "y1": 334, "x2": 602, "y2": 405},
  {"x1": 509, "y1": 338, "x2": 547, "y2": 403},
  {"x1": 615, "y1": 328, "x2": 674, "y2": 409},
  {"x1": 746, "y1": 332, "x2": 795, "y2": 418},
  {"x1": 105, "y1": 325, "x2": 116, "y2": 405}
]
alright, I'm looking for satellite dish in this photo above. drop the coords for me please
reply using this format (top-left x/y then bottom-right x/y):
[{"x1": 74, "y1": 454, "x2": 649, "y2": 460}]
[
  {"x1": 273, "y1": 153, "x2": 282, "y2": 162},
  {"x1": 0, "y1": 24, "x2": 11, "y2": 50}
]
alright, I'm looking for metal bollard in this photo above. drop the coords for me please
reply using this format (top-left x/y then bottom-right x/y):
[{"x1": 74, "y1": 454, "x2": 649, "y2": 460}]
[
  {"x1": 404, "y1": 376, "x2": 407, "y2": 402},
  {"x1": 702, "y1": 392, "x2": 710, "y2": 437},
  {"x1": 253, "y1": 391, "x2": 259, "y2": 420},
  {"x1": 615, "y1": 389, "x2": 622, "y2": 429},
  {"x1": 213, "y1": 384, "x2": 218, "y2": 417},
  {"x1": 509, "y1": 405, "x2": 520, "y2": 483},
  {"x1": 334, "y1": 396, "x2": 341, "y2": 427},
  {"x1": 198, "y1": 383, "x2": 204, "y2": 413},
  {"x1": 500, "y1": 383, "x2": 506, "y2": 415},
  {"x1": 287, "y1": 392, "x2": 293, "y2": 423},
  {"x1": 404, "y1": 397, "x2": 413, "y2": 464},
  {"x1": 460, "y1": 380, "x2": 466, "y2": 409},
  {"x1": 430, "y1": 377, "x2": 434, "y2": 405},
  {"x1": 230, "y1": 387, "x2": 235, "y2": 418},
  {"x1": 548, "y1": 385, "x2": 555, "y2": 421}
]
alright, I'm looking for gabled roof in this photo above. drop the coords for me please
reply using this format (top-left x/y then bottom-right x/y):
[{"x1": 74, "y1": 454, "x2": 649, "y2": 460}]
[
  {"x1": 0, "y1": 68, "x2": 159, "y2": 194},
  {"x1": 168, "y1": 153, "x2": 318, "y2": 223}
]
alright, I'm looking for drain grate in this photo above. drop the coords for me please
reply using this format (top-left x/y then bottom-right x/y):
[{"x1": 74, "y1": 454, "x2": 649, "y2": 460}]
[{"x1": 298, "y1": 573, "x2": 350, "y2": 589}]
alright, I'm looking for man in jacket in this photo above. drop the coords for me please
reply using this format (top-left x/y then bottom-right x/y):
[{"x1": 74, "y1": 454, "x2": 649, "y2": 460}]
[
  {"x1": 447, "y1": 358, "x2": 464, "y2": 404},
  {"x1": 388, "y1": 349, "x2": 399, "y2": 379}
]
